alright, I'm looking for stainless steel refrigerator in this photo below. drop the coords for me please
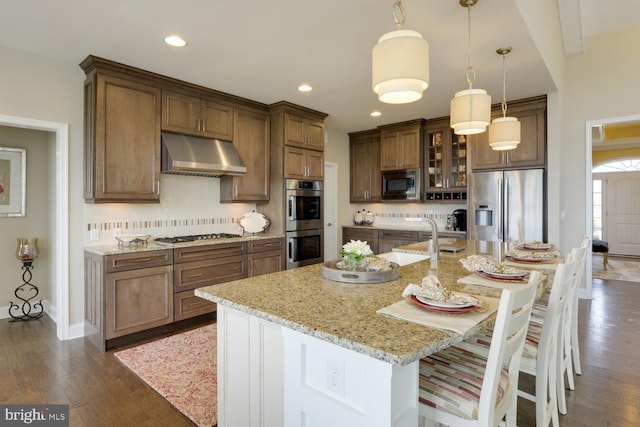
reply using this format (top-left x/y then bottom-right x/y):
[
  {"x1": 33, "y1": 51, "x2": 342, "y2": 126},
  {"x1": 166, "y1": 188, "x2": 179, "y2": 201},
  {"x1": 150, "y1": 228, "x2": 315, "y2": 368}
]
[{"x1": 468, "y1": 169, "x2": 545, "y2": 242}]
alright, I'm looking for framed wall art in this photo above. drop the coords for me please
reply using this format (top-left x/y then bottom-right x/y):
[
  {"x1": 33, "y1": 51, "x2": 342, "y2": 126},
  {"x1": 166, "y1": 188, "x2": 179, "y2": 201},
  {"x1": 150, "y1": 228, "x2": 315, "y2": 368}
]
[{"x1": 0, "y1": 147, "x2": 26, "y2": 217}]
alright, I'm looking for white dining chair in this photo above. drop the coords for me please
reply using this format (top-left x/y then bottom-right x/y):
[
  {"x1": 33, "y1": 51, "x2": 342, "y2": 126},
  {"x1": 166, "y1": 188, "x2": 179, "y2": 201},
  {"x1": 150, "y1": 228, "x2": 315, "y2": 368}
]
[
  {"x1": 463, "y1": 254, "x2": 577, "y2": 427},
  {"x1": 417, "y1": 271, "x2": 539, "y2": 427},
  {"x1": 533, "y1": 236, "x2": 589, "y2": 415}
]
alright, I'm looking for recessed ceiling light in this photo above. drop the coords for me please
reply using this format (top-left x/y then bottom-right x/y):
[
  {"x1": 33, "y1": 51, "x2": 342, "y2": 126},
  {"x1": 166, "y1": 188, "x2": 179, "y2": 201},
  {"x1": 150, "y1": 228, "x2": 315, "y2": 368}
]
[
  {"x1": 298, "y1": 84, "x2": 312, "y2": 92},
  {"x1": 370, "y1": 111, "x2": 382, "y2": 117},
  {"x1": 164, "y1": 35, "x2": 187, "y2": 47}
]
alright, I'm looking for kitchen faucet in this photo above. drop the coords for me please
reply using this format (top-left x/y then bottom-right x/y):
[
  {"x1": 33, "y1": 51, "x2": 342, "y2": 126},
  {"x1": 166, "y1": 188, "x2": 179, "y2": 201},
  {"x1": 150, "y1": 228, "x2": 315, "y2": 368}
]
[{"x1": 405, "y1": 217, "x2": 439, "y2": 260}]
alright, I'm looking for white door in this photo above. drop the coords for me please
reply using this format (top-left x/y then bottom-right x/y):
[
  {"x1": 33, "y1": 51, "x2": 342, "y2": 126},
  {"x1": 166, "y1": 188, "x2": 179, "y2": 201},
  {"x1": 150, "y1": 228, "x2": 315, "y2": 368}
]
[
  {"x1": 603, "y1": 171, "x2": 640, "y2": 255},
  {"x1": 324, "y1": 162, "x2": 338, "y2": 260},
  {"x1": 595, "y1": 171, "x2": 640, "y2": 256}
]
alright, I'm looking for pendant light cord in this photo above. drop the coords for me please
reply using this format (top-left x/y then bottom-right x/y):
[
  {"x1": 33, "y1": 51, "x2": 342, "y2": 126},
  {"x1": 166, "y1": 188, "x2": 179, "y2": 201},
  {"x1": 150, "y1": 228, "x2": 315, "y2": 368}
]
[
  {"x1": 465, "y1": 3, "x2": 476, "y2": 89},
  {"x1": 392, "y1": 1, "x2": 405, "y2": 29},
  {"x1": 501, "y1": 53, "x2": 507, "y2": 117}
]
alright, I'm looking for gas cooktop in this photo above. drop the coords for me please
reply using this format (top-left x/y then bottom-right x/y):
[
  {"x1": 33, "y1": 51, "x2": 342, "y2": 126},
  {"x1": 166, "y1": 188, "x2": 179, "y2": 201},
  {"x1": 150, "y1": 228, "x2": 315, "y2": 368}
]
[{"x1": 154, "y1": 233, "x2": 242, "y2": 245}]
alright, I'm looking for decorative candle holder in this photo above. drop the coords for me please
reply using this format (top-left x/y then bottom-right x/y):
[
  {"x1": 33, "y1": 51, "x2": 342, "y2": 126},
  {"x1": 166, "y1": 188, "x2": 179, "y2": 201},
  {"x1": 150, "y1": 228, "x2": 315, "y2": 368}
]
[{"x1": 9, "y1": 237, "x2": 44, "y2": 321}]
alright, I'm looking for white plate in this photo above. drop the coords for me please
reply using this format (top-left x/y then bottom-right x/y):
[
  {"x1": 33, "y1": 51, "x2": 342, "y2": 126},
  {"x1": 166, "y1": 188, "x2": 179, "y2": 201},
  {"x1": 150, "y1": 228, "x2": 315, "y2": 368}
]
[
  {"x1": 479, "y1": 267, "x2": 528, "y2": 278},
  {"x1": 521, "y1": 242, "x2": 553, "y2": 250},
  {"x1": 416, "y1": 295, "x2": 475, "y2": 309},
  {"x1": 239, "y1": 211, "x2": 270, "y2": 233}
]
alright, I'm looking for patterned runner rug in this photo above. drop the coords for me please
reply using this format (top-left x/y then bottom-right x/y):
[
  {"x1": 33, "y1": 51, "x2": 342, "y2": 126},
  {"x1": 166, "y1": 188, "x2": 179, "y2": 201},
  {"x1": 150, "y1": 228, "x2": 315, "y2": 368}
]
[
  {"x1": 114, "y1": 324, "x2": 217, "y2": 427},
  {"x1": 592, "y1": 255, "x2": 640, "y2": 283}
]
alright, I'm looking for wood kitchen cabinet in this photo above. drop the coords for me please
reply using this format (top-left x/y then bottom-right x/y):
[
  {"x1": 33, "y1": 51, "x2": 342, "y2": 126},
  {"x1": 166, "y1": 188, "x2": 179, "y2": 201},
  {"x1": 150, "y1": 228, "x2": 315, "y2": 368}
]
[
  {"x1": 247, "y1": 238, "x2": 286, "y2": 277},
  {"x1": 377, "y1": 229, "x2": 419, "y2": 253},
  {"x1": 284, "y1": 146, "x2": 324, "y2": 180},
  {"x1": 424, "y1": 117, "x2": 468, "y2": 202},
  {"x1": 81, "y1": 56, "x2": 162, "y2": 202},
  {"x1": 220, "y1": 107, "x2": 271, "y2": 202},
  {"x1": 349, "y1": 129, "x2": 382, "y2": 203},
  {"x1": 379, "y1": 119, "x2": 424, "y2": 171},
  {"x1": 284, "y1": 113, "x2": 325, "y2": 151},
  {"x1": 173, "y1": 242, "x2": 246, "y2": 321},
  {"x1": 84, "y1": 249, "x2": 174, "y2": 351},
  {"x1": 161, "y1": 90, "x2": 234, "y2": 141},
  {"x1": 342, "y1": 227, "x2": 379, "y2": 254},
  {"x1": 469, "y1": 96, "x2": 547, "y2": 170}
]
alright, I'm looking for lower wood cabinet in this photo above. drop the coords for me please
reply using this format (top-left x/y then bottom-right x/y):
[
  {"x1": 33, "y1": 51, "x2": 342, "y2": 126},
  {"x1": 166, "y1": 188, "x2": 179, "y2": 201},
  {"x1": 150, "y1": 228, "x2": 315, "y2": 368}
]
[
  {"x1": 84, "y1": 237, "x2": 285, "y2": 351},
  {"x1": 342, "y1": 227, "x2": 379, "y2": 254},
  {"x1": 378, "y1": 230, "x2": 419, "y2": 254},
  {"x1": 84, "y1": 249, "x2": 174, "y2": 351}
]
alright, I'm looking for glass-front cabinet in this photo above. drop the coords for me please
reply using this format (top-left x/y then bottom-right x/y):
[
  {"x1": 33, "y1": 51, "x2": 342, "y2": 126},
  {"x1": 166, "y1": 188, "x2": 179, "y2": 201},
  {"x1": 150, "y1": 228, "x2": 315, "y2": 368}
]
[{"x1": 424, "y1": 118, "x2": 467, "y2": 201}]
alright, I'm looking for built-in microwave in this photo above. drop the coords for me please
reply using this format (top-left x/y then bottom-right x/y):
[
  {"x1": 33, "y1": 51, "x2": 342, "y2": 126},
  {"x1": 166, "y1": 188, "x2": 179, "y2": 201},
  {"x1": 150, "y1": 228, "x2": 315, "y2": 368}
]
[
  {"x1": 286, "y1": 179, "x2": 323, "y2": 231},
  {"x1": 382, "y1": 169, "x2": 420, "y2": 200}
]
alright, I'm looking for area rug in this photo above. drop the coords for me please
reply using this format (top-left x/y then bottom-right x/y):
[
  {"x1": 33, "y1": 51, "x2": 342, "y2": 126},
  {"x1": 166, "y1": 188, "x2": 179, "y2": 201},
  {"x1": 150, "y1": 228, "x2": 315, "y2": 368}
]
[
  {"x1": 114, "y1": 324, "x2": 217, "y2": 427},
  {"x1": 592, "y1": 255, "x2": 640, "y2": 283}
]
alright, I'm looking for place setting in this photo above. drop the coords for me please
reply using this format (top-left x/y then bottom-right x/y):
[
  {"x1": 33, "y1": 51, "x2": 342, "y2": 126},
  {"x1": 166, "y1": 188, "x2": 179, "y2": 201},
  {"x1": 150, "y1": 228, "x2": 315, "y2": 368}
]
[
  {"x1": 457, "y1": 254, "x2": 544, "y2": 290},
  {"x1": 503, "y1": 244, "x2": 562, "y2": 271},
  {"x1": 377, "y1": 274, "x2": 501, "y2": 335}
]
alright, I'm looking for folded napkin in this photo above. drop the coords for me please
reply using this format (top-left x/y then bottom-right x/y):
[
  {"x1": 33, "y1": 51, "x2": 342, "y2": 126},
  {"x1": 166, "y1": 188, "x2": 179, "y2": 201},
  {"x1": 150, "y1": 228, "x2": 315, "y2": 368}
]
[
  {"x1": 402, "y1": 274, "x2": 480, "y2": 306},
  {"x1": 377, "y1": 295, "x2": 500, "y2": 334},
  {"x1": 459, "y1": 255, "x2": 499, "y2": 273}
]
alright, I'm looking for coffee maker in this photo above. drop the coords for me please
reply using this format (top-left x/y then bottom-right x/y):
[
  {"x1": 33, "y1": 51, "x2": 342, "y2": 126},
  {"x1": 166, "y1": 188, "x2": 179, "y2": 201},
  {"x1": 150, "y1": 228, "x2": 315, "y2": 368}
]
[{"x1": 452, "y1": 209, "x2": 467, "y2": 232}]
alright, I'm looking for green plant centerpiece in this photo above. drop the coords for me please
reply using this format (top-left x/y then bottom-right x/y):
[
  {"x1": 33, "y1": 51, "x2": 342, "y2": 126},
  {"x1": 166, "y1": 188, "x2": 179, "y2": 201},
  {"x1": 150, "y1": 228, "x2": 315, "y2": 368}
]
[{"x1": 339, "y1": 240, "x2": 373, "y2": 271}]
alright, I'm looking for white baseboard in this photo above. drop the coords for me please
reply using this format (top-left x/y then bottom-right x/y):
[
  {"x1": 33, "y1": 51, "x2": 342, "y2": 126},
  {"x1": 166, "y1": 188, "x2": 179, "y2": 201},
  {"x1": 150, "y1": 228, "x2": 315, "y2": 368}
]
[{"x1": 1, "y1": 300, "x2": 85, "y2": 340}]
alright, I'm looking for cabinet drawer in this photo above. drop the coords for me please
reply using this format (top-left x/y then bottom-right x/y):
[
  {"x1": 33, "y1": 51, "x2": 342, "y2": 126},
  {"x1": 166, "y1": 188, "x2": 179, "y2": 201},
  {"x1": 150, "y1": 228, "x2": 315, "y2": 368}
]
[
  {"x1": 174, "y1": 290, "x2": 217, "y2": 321},
  {"x1": 174, "y1": 242, "x2": 246, "y2": 263},
  {"x1": 174, "y1": 254, "x2": 247, "y2": 291},
  {"x1": 343, "y1": 227, "x2": 378, "y2": 242},
  {"x1": 247, "y1": 238, "x2": 284, "y2": 253},
  {"x1": 105, "y1": 250, "x2": 173, "y2": 273},
  {"x1": 378, "y1": 230, "x2": 418, "y2": 241}
]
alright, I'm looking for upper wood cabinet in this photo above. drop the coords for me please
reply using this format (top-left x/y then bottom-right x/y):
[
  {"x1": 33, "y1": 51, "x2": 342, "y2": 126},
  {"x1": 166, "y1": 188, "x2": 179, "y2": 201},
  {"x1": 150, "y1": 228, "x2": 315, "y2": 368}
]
[
  {"x1": 469, "y1": 96, "x2": 547, "y2": 170},
  {"x1": 162, "y1": 90, "x2": 234, "y2": 140},
  {"x1": 284, "y1": 113, "x2": 325, "y2": 151},
  {"x1": 349, "y1": 129, "x2": 381, "y2": 203},
  {"x1": 81, "y1": 57, "x2": 162, "y2": 203},
  {"x1": 423, "y1": 117, "x2": 467, "y2": 201},
  {"x1": 220, "y1": 108, "x2": 271, "y2": 202},
  {"x1": 379, "y1": 119, "x2": 424, "y2": 171},
  {"x1": 284, "y1": 146, "x2": 324, "y2": 180}
]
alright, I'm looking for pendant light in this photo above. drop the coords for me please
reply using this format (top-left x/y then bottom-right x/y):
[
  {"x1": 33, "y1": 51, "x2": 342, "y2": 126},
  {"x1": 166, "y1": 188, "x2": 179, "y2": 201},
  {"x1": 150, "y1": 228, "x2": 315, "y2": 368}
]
[
  {"x1": 372, "y1": 1, "x2": 429, "y2": 104},
  {"x1": 450, "y1": 0, "x2": 491, "y2": 135},
  {"x1": 489, "y1": 47, "x2": 521, "y2": 150}
]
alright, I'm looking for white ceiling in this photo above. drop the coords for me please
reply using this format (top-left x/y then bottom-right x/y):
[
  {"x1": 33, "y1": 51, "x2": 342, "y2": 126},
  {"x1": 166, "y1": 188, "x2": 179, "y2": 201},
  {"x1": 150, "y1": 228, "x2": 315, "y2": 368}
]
[{"x1": 0, "y1": 0, "x2": 638, "y2": 133}]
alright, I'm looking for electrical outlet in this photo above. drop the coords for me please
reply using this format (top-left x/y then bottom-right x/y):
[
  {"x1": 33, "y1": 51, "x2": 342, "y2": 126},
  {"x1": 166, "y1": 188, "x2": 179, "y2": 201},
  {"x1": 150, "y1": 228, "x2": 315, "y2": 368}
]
[
  {"x1": 326, "y1": 359, "x2": 345, "y2": 396},
  {"x1": 112, "y1": 228, "x2": 122, "y2": 238},
  {"x1": 90, "y1": 228, "x2": 100, "y2": 241}
]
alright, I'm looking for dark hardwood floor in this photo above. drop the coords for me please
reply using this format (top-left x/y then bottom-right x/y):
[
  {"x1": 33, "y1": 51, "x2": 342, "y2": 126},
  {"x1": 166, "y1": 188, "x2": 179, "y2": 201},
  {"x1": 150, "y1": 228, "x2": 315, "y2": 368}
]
[{"x1": 2, "y1": 277, "x2": 638, "y2": 426}]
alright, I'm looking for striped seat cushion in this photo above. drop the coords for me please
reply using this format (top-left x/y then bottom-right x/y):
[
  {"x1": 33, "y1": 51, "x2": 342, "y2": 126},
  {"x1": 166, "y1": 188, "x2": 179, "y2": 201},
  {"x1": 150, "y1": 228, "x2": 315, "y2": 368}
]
[
  {"x1": 463, "y1": 324, "x2": 541, "y2": 359},
  {"x1": 419, "y1": 345, "x2": 510, "y2": 420},
  {"x1": 531, "y1": 290, "x2": 551, "y2": 324}
]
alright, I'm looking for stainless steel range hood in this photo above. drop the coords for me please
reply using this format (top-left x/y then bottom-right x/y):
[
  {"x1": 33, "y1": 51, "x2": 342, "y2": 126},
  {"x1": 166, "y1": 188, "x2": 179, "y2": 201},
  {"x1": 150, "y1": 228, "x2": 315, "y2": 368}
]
[{"x1": 161, "y1": 132, "x2": 246, "y2": 177}]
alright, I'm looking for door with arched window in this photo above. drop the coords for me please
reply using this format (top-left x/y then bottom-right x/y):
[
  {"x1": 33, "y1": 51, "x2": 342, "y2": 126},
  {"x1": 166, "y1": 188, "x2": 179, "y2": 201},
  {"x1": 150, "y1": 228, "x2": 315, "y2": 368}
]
[{"x1": 593, "y1": 159, "x2": 640, "y2": 256}]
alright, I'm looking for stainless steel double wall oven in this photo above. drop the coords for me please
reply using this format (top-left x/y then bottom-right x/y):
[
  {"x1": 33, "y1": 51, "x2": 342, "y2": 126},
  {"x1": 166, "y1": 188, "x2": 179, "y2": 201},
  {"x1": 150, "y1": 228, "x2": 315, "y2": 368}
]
[{"x1": 286, "y1": 179, "x2": 323, "y2": 269}]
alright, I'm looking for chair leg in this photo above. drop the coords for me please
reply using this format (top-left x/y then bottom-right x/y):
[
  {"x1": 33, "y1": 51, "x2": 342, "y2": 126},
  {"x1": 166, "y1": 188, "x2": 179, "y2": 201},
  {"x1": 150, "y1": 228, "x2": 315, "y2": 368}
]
[
  {"x1": 572, "y1": 318, "x2": 582, "y2": 376},
  {"x1": 603, "y1": 252, "x2": 608, "y2": 270}
]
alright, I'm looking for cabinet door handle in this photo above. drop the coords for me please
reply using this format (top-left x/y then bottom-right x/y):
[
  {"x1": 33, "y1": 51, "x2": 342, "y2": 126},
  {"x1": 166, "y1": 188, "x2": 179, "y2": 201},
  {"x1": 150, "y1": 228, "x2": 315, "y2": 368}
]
[
  {"x1": 187, "y1": 273, "x2": 204, "y2": 278},
  {"x1": 234, "y1": 184, "x2": 238, "y2": 197}
]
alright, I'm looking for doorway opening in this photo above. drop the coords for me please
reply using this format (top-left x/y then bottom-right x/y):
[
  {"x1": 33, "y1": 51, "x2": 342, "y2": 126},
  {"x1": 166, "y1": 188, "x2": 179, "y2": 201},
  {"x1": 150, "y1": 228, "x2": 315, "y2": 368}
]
[{"x1": 0, "y1": 114, "x2": 70, "y2": 341}]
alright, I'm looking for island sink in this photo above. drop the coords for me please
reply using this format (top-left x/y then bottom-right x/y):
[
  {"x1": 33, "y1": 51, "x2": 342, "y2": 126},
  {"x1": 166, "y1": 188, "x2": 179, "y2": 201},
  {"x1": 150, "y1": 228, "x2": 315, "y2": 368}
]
[{"x1": 376, "y1": 251, "x2": 430, "y2": 266}]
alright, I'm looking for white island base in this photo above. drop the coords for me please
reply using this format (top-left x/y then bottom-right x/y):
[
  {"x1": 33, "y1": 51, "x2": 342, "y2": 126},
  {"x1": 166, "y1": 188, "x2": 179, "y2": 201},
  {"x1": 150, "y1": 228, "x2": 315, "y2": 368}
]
[{"x1": 217, "y1": 304, "x2": 420, "y2": 427}]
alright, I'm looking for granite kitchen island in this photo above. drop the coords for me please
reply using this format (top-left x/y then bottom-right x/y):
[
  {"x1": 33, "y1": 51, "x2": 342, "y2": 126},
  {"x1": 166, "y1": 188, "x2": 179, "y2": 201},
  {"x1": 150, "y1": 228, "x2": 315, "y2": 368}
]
[{"x1": 195, "y1": 240, "x2": 543, "y2": 427}]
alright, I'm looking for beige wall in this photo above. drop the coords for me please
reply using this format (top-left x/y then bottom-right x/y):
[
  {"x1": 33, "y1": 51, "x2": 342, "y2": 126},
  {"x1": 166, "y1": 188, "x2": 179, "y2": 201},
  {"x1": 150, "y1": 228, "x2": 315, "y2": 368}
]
[
  {"x1": 0, "y1": 126, "x2": 51, "y2": 310},
  {"x1": 0, "y1": 46, "x2": 85, "y2": 328},
  {"x1": 561, "y1": 25, "x2": 640, "y2": 250}
]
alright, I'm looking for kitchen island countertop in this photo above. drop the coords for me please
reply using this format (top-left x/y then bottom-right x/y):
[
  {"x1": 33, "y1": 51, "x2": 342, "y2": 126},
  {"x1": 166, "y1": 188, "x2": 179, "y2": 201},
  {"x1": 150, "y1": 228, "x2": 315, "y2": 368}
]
[{"x1": 196, "y1": 240, "x2": 522, "y2": 366}]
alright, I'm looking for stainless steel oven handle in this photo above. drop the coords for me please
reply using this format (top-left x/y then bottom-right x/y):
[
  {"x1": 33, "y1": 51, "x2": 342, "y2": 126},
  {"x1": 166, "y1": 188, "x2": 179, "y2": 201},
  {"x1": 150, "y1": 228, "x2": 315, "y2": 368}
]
[
  {"x1": 288, "y1": 238, "x2": 295, "y2": 263},
  {"x1": 288, "y1": 196, "x2": 295, "y2": 220}
]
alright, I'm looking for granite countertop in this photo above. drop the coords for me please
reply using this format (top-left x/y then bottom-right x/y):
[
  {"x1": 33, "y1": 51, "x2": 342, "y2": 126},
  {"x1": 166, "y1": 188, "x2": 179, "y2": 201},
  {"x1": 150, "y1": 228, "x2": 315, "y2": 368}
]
[
  {"x1": 196, "y1": 240, "x2": 521, "y2": 366},
  {"x1": 84, "y1": 233, "x2": 285, "y2": 256}
]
